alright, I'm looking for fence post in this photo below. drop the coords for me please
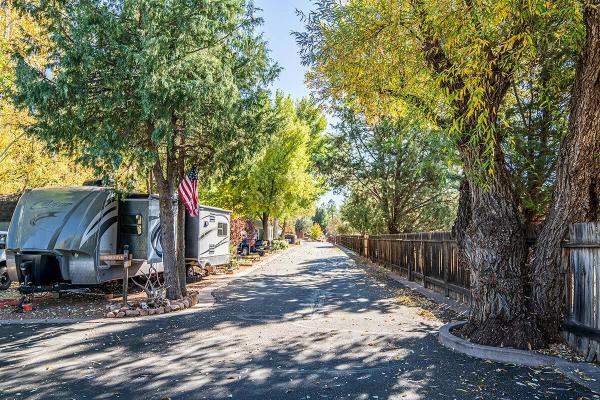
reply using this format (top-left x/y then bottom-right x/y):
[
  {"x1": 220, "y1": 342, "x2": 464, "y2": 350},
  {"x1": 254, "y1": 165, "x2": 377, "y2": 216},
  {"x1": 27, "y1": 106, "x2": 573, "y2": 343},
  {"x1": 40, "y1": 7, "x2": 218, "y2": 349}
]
[
  {"x1": 363, "y1": 235, "x2": 369, "y2": 258},
  {"x1": 408, "y1": 241, "x2": 414, "y2": 281},
  {"x1": 443, "y1": 240, "x2": 450, "y2": 297}
]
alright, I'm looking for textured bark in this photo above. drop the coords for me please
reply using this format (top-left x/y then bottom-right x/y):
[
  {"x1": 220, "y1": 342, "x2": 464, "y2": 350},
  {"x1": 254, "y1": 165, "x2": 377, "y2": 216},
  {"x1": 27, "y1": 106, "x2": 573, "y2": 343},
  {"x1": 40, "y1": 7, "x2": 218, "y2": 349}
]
[
  {"x1": 458, "y1": 145, "x2": 544, "y2": 349},
  {"x1": 153, "y1": 158, "x2": 182, "y2": 300},
  {"x1": 531, "y1": 4, "x2": 600, "y2": 339},
  {"x1": 262, "y1": 212, "x2": 270, "y2": 243}
]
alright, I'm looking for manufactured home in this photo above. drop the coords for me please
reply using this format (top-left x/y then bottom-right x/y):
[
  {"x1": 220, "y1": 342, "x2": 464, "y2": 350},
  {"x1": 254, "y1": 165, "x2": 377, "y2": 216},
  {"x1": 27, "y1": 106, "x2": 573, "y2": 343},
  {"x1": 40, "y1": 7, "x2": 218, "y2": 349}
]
[{"x1": 5, "y1": 185, "x2": 230, "y2": 292}]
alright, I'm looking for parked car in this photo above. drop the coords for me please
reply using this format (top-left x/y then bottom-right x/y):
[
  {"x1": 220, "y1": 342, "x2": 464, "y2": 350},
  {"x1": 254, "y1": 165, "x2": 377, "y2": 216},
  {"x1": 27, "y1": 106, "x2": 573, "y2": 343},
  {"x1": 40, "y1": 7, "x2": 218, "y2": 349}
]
[
  {"x1": 0, "y1": 230, "x2": 11, "y2": 290},
  {"x1": 238, "y1": 238, "x2": 268, "y2": 256}
]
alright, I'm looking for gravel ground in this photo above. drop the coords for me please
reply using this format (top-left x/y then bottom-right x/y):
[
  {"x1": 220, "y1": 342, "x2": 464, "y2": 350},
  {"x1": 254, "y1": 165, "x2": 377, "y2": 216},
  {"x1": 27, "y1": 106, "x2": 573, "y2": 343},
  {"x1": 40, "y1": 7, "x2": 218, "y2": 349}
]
[{"x1": 0, "y1": 242, "x2": 597, "y2": 399}]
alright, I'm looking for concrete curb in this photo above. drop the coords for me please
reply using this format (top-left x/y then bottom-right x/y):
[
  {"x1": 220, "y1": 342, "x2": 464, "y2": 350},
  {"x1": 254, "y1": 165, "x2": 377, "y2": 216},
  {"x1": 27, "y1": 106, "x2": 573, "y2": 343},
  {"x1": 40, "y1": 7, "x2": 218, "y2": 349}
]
[
  {"x1": 0, "y1": 248, "x2": 292, "y2": 326},
  {"x1": 439, "y1": 321, "x2": 600, "y2": 393},
  {"x1": 334, "y1": 244, "x2": 468, "y2": 316}
]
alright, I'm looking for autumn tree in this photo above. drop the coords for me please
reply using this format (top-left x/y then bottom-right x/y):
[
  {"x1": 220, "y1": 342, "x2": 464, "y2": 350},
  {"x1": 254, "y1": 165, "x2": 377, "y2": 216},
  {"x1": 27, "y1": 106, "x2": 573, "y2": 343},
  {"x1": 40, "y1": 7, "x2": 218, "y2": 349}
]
[
  {"x1": 297, "y1": 0, "x2": 581, "y2": 347},
  {"x1": 530, "y1": 0, "x2": 600, "y2": 340},
  {"x1": 0, "y1": 0, "x2": 94, "y2": 193},
  {"x1": 15, "y1": 0, "x2": 277, "y2": 299},
  {"x1": 238, "y1": 95, "x2": 321, "y2": 241}
]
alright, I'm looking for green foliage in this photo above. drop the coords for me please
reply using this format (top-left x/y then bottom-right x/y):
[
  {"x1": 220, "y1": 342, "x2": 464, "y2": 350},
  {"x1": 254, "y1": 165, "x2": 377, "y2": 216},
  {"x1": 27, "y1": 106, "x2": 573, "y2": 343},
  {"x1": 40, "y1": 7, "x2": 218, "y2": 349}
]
[
  {"x1": 309, "y1": 223, "x2": 323, "y2": 240},
  {"x1": 296, "y1": 0, "x2": 582, "y2": 180},
  {"x1": 294, "y1": 216, "x2": 312, "y2": 234},
  {"x1": 312, "y1": 207, "x2": 327, "y2": 229},
  {"x1": 270, "y1": 239, "x2": 289, "y2": 251},
  {"x1": 340, "y1": 190, "x2": 386, "y2": 235},
  {"x1": 322, "y1": 110, "x2": 458, "y2": 234},
  {"x1": 205, "y1": 94, "x2": 323, "y2": 222},
  {"x1": 14, "y1": 0, "x2": 278, "y2": 187},
  {"x1": 0, "y1": 0, "x2": 93, "y2": 193}
]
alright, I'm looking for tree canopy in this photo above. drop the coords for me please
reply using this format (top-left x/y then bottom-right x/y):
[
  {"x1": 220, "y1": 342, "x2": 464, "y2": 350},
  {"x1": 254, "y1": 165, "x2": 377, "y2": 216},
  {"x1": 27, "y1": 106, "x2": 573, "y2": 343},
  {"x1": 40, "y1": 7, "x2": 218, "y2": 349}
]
[{"x1": 14, "y1": 0, "x2": 278, "y2": 299}]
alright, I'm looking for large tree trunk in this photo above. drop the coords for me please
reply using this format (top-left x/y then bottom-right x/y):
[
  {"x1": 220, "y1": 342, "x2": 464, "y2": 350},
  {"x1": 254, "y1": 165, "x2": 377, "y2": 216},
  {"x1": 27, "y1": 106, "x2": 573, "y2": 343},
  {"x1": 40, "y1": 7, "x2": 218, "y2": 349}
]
[
  {"x1": 153, "y1": 159, "x2": 182, "y2": 300},
  {"x1": 262, "y1": 212, "x2": 270, "y2": 243},
  {"x1": 458, "y1": 145, "x2": 544, "y2": 349},
  {"x1": 531, "y1": 3, "x2": 600, "y2": 340}
]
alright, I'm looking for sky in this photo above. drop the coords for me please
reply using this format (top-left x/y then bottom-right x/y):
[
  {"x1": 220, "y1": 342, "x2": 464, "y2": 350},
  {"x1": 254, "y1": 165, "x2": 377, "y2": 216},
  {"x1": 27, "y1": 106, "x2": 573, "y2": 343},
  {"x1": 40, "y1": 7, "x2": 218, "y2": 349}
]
[{"x1": 253, "y1": 0, "x2": 345, "y2": 208}]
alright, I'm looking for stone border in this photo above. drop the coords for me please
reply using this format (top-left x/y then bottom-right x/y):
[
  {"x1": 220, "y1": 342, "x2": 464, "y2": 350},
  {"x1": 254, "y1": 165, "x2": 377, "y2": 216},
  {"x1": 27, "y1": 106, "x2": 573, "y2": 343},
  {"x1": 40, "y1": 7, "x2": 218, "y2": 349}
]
[
  {"x1": 439, "y1": 321, "x2": 600, "y2": 393},
  {"x1": 0, "y1": 247, "x2": 292, "y2": 325},
  {"x1": 335, "y1": 243, "x2": 600, "y2": 394}
]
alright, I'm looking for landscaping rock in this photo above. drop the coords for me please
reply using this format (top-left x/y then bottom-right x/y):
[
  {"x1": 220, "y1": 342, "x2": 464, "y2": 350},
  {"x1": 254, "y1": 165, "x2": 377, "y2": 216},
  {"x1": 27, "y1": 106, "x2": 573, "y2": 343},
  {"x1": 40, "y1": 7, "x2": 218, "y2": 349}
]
[
  {"x1": 116, "y1": 311, "x2": 125, "y2": 318},
  {"x1": 171, "y1": 304, "x2": 181, "y2": 311},
  {"x1": 125, "y1": 309, "x2": 140, "y2": 317},
  {"x1": 164, "y1": 305, "x2": 172, "y2": 313},
  {"x1": 106, "y1": 312, "x2": 115, "y2": 318},
  {"x1": 183, "y1": 299, "x2": 190, "y2": 308},
  {"x1": 147, "y1": 308, "x2": 156, "y2": 315},
  {"x1": 156, "y1": 307, "x2": 164, "y2": 314},
  {"x1": 139, "y1": 309, "x2": 148, "y2": 316}
]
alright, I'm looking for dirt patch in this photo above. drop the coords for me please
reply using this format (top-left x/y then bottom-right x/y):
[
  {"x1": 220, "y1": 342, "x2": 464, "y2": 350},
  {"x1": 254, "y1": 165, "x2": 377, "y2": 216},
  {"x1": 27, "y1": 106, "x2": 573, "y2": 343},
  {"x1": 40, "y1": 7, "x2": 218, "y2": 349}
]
[{"x1": 0, "y1": 251, "x2": 279, "y2": 321}]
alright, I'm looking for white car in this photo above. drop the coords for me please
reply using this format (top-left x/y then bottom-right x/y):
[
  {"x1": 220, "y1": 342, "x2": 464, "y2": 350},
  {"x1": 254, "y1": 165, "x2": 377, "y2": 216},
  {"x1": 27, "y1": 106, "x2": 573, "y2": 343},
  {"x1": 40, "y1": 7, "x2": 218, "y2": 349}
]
[{"x1": 0, "y1": 230, "x2": 10, "y2": 290}]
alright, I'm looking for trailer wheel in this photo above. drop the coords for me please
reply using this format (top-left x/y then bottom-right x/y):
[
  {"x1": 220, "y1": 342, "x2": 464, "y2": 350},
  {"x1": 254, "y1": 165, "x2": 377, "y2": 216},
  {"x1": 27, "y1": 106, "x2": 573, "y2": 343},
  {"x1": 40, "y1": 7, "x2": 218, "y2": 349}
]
[
  {"x1": 0, "y1": 266, "x2": 11, "y2": 290},
  {"x1": 241, "y1": 246, "x2": 249, "y2": 256}
]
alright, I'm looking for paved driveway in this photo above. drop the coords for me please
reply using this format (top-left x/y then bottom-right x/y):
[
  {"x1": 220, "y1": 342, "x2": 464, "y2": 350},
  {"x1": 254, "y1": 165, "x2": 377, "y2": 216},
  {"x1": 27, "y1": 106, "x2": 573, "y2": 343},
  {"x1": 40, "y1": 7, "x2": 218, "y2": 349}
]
[{"x1": 0, "y1": 242, "x2": 596, "y2": 399}]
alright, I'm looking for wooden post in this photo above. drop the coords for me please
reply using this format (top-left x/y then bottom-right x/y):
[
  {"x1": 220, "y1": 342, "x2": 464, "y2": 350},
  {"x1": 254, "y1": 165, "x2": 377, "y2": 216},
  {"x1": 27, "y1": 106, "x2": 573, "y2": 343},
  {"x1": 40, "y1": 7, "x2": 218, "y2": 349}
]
[
  {"x1": 443, "y1": 240, "x2": 450, "y2": 297},
  {"x1": 363, "y1": 235, "x2": 369, "y2": 258},
  {"x1": 122, "y1": 245, "x2": 130, "y2": 307}
]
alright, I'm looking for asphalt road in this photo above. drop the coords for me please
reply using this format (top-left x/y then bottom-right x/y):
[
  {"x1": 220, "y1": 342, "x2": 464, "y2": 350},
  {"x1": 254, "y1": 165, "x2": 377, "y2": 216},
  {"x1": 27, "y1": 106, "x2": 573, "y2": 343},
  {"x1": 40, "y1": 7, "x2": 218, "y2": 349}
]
[{"x1": 0, "y1": 242, "x2": 597, "y2": 400}]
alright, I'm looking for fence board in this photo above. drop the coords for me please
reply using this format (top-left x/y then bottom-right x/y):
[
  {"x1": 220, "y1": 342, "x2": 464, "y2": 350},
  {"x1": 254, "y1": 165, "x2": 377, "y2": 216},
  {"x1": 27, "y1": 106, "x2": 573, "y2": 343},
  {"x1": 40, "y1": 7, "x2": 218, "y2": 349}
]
[
  {"x1": 335, "y1": 223, "x2": 600, "y2": 361},
  {"x1": 563, "y1": 222, "x2": 600, "y2": 362},
  {"x1": 335, "y1": 232, "x2": 469, "y2": 302}
]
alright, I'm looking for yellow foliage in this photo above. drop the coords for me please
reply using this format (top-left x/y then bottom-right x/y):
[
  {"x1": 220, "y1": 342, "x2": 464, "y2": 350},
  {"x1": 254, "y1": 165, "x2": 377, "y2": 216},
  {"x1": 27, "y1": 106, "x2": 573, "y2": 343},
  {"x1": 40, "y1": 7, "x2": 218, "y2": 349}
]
[{"x1": 0, "y1": 1, "x2": 93, "y2": 194}]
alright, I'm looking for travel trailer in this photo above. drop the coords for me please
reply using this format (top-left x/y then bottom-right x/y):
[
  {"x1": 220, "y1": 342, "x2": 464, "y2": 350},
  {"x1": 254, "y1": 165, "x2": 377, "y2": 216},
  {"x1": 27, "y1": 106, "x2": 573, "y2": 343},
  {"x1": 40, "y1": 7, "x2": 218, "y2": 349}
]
[
  {"x1": 185, "y1": 205, "x2": 231, "y2": 271},
  {"x1": 5, "y1": 185, "x2": 230, "y2": 292}
]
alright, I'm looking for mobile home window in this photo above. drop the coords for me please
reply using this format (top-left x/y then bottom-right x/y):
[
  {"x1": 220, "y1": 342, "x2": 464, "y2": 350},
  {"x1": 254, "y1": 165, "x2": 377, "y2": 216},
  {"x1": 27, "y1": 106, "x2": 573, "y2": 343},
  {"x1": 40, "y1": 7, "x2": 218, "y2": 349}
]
[
  {"x1": 121, "y1": 214, "x2": 143, "y2": 235},
  {"x1": 217, "y1": 222, "x2": 228, "y2": 237}
]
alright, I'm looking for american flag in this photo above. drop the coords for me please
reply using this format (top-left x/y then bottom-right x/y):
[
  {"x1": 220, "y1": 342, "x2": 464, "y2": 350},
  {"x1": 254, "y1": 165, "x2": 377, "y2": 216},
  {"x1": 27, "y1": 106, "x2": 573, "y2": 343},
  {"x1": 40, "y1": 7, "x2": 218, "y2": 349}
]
[{"x1": 177, "y1": 167, "x2": 199, "y2": 217}]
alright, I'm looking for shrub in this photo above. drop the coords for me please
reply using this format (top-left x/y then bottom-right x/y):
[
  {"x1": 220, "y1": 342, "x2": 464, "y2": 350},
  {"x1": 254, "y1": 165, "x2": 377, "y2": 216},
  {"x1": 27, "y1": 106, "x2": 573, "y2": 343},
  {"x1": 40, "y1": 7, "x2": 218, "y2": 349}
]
[
  {"x1": 310, "y1": 223, "x2": 323, "y2": 240},
  {"x1": 271, "y1": 239, "x2": 289, "y2": 250}
]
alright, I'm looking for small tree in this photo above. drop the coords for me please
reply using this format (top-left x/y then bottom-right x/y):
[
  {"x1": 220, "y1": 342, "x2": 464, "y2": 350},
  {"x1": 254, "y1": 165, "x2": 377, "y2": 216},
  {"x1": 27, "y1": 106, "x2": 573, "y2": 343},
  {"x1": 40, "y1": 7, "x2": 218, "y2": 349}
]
[{"x1": 309, "y1": 223, "x2": 323, "y2": 240}]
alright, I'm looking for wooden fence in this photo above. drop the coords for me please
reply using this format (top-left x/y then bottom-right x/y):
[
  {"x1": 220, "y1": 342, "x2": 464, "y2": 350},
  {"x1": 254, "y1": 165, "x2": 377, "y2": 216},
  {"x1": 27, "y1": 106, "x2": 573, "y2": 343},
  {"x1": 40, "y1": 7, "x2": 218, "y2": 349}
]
[
  {"x1": 563, "y1": 223, "x2": 600, "y2": 361},
  {"x1": 335, "y1": 224, "x2": 600, "y2": 361},
  {"x1": 335, "y1": 232, "x2": 469, "y2": 301}
]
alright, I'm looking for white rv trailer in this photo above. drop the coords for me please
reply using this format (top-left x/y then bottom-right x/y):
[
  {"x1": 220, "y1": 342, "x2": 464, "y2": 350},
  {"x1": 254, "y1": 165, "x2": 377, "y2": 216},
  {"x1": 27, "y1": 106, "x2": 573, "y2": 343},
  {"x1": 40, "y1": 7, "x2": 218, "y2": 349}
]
[
  {"x1": 185, "y1": 205, "x2": 231, "y2": 270},
  {"x1": 5, "y1": 185, "x2": 230, "y2": 292}
]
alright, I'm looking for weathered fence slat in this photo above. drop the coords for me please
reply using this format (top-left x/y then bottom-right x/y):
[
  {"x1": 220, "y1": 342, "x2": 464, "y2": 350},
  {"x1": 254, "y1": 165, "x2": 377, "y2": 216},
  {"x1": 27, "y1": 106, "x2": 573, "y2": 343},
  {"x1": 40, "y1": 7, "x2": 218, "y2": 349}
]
[{"x1": 336, "y1": 232, "x2": 469, "y2": 302}]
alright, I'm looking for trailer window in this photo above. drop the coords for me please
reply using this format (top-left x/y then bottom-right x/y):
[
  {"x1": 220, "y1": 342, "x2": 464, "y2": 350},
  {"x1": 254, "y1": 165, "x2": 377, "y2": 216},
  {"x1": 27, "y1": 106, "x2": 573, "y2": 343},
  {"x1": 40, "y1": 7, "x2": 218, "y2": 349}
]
[
  {"x1": 121, "y1": 214, "x2": 143, "y2": 235},
  {"x1": 217, "y1": 222, "x2": 228, "y2": 237},
  {"x1": 0, "y1": 233, "x2": 6, "y2": 249}
]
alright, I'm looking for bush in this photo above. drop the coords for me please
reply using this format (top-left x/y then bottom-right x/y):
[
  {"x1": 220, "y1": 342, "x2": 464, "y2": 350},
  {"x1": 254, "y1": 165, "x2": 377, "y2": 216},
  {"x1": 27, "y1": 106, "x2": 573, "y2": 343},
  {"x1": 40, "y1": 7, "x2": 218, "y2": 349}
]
[
  {"x1": 310, "y1": 223, "x2": 323, "y2": 240},
  {"x1": 271, "y1": 239, "x2": 289, "y2": 250},
  {"x1": 227, "y1": 245, "x2": 240, "y2": 272}
]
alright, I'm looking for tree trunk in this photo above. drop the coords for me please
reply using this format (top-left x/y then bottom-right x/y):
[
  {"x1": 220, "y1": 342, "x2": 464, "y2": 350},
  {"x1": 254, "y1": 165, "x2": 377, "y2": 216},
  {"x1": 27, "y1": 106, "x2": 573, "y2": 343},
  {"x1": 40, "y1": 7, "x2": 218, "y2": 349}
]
[
  {"x1": 262, "y1": 212, "x2": 270, "y2": 243},
  {"x1": 531, "y1": 3, "x2": 600, "y2": 340},
  {"x1": 153, "y1": 159, "x2": 182, "y2": 300},
  {"x1": 174, "y1": 115, "x2": 187, "y2": 296},
  {"x1": 273, "y1": 217, "x2": 279, "y2": 239},
  {"x1": 281, "y1": 219, "x2": 288, "y2": 238},
  {"x1": 176, "y1": 198, "x2": 187, "y2": 296},
  {"x1": 458, "y1": 145, "x2": 544, "y2": 349}
]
